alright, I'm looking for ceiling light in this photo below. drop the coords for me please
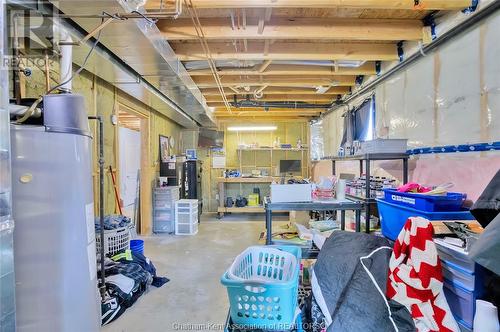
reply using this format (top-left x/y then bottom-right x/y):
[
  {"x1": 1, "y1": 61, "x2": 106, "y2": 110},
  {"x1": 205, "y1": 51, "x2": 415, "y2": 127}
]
[{"x1": 227, "y1": 126, "x2": 277, "y2": 132}]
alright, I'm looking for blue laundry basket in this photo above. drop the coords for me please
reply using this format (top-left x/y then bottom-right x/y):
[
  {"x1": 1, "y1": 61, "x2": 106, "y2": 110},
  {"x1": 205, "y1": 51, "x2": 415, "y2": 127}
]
[
  {"x1": 221, "y1": 245, "x2": 301, "y2": 331},
  {"x1": 377, "y1": 199, "x2": 475, "y2": 240},
  {"x1": 130, "y1": 239, "x2": 144, "y2": 255}
]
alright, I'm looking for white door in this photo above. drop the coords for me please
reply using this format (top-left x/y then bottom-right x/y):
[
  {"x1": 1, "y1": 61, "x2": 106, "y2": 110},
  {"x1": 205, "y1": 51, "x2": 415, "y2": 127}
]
[{"x1": 119, "y1": 127, "x2": 141, "y2": 219}]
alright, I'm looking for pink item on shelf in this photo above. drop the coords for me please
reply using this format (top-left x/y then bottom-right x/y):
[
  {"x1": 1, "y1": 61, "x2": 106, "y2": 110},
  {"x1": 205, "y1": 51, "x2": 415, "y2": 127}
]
[{"x1": 398, "y1": 182, "x2": 431, "y2": 193}]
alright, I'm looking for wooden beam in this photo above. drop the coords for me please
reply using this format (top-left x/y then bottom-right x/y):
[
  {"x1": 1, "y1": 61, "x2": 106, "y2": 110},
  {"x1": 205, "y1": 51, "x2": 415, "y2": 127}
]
[
  {"x1": 193, "y1": 75, "x2": 356, "y2": 88},
  {"x1": 172, "y1": 41, "x2": 398, "y2": 61},
  {"x1": 258, "y1": 60, "x2": 273, "y2": 73},
  {"x1": 157, "y1": 18, "x2": 423, "y2": 41},
  {"x1": 206, "y1": 94, "x2": 339, "y2": 102},
  {"x1": 188, "y1": 62, "x2": 377, "y2": 76},
  {"x1": 147, "y1": 0, "x2": 470, "y2": 10},
  {"x1": 201, "y1": 86, "x2": 351, "y2": 95}
]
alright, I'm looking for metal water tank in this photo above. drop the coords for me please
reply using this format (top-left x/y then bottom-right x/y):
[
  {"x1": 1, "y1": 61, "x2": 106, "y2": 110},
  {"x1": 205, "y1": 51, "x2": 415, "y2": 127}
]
[{"x1": 11, "y1": 94, "x2": 100, "y2": 332}]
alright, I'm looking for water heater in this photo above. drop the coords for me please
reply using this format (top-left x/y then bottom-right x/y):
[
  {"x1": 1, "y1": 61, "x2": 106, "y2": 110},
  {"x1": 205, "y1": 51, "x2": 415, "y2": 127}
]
[{"x1": 11, "y1": 94, "x2": 100, "y2": 331}]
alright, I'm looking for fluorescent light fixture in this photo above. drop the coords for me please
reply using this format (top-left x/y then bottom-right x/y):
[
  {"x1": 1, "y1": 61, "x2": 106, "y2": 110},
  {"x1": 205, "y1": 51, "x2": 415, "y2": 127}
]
[{"x1": 227, "y1": 126, "x2": 277, "y2": 132}]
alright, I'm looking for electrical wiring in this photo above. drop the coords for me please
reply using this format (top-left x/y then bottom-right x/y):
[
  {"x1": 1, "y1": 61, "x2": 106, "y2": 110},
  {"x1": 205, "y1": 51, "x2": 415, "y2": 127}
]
[
  {"x1": 46, "y1": 17, "x2": 105, "y2": 95},
  {"x1": 16, "y1": 14, "x2": 116, "y2": 124},
  {"x1": 184, "y1": 0, "x2": 232, "y2": 114}
]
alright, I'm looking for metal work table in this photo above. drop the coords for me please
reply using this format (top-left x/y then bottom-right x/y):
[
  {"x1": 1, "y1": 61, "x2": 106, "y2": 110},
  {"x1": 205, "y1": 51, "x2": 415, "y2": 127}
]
[
  {"x1": 323, "y1": 153, "x2": 409, "y2": 233},
  {"x1": 264, "y1": 198, "x2": 364, "y2": 245}
]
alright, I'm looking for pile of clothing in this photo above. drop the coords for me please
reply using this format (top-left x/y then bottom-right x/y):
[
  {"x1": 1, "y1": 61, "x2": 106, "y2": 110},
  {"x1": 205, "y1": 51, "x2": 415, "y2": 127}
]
[
  {"x1": 100, "y1": 249, "x2": 169, "y2": 325},
  {"x1": 305, "y1": 217, "x2": 459, "y2": 332},
  {"x1": 95, "y1": 215, "x2": 132, "y2": 231}
]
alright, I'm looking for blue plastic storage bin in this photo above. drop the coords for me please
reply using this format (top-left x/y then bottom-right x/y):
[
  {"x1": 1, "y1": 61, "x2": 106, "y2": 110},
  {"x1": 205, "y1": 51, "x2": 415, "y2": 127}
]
[
  {"x1": 383, "y1": 189, "x2": 466, "y2": 212},
  {"x1": 443, "y1": 280, "x2": 476, "y2": 329},
  {"x1": 376, "y1": 199, "x2": 475, "y2": 241},
  {"x1": 221, "y1": 245, "x2": 301, "y2": 331}
]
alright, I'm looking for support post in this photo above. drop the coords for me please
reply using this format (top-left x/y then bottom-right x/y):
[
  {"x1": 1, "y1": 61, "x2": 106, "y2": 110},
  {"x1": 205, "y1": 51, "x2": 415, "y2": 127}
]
[
  {"x1": 403, "y1": 158, "x2": 409, "y2": 184},
  {"x1": 340, "y1": 210, "x2": 346, "y2": 230},
  {"x1": 88, "y1": 116, "x2": 106, "y2": 302},
  {"x1": 365, "y1": 160, "x2": 371, "y2": 233},
  {"x1": 265, "y1": 207, "x2": 272, "y2": 245}
]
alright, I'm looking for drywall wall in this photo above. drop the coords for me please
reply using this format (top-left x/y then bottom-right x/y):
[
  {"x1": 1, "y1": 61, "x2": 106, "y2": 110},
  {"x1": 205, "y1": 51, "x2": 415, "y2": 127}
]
[
  {"x1": 316, "y1": 10, "x2": 500, "y2": 201},
  {"x1": 23, "y1": 63, "x2": 184, "y2": 233}
]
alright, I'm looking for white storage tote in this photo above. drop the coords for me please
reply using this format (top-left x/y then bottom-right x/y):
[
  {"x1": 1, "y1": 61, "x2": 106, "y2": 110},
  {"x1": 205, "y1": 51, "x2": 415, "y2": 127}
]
[
  {"x1": 175, "y1": 199, "x2": 198, "y2": 235},
  {"x1": 221, "y1": 245, "x2": 301, "y2": 331}
]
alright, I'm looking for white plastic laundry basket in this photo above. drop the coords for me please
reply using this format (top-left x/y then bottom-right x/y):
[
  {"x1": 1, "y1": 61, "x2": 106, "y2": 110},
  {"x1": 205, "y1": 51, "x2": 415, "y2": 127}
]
[
  {"x1": 95, "y1": 226, "x2": 130, "y2": 256},
  {"x1": 228, "y1": 246, "x2": 298, "y2": 283}
]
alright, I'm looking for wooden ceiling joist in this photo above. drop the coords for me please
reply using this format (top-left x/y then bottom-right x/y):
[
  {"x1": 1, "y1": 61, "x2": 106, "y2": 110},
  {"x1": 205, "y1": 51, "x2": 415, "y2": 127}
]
[
  {"x1": 187, "y1": 62, "x2": 377, "y2": 76},
  {"x1": 173, "y1": 42, "x2": 399, "y2": 61},
  {"x1": 201, "y1": 86, "x2": 351, "y2": 95},
  {"x1": 194, "y1": 75, "x2": 356, "y2": 88},
  {"x1": 158, "y1": 18, "x2": 424, "y2": 41},
  {"x1": 147, "y1": 0, "x2": 470, "y2": 10}
]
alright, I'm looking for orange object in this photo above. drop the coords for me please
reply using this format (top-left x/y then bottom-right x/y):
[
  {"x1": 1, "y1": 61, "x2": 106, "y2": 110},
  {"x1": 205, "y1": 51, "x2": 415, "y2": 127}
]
[{"x1": 109, "y1": 165, "x2": 123, "y2": 215}]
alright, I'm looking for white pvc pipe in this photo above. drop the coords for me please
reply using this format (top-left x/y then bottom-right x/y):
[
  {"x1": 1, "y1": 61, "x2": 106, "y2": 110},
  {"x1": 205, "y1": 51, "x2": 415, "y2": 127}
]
[{"x1": 59, "y1": 31, "x2": 72, "y2": 92}]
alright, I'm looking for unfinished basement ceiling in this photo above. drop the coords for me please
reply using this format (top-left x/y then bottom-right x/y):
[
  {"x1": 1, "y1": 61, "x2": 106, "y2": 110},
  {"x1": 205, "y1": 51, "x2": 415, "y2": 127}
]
[
  {"x1": 49, "y1": 0, "x2": 215, "y2": 128},
  {"x1": 146, "y1": 0, "x2": 474, "y2": 120}
]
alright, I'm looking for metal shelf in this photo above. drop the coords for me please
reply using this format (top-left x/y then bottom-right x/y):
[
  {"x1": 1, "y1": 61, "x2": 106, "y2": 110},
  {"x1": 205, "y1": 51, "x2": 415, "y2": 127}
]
[
  {"x1": 323, "y1": 153, "x2": 409, "y2": 161},
  {"x1": 345, "y1": 193, "x2": 377, "y2": 203},
  {"x1": 217, "y1": 177, "x2": 276, "y2": 183},
  {"x1": 328, "y1": 153, "x2": 409, "y2": 234},
  {"x1": 265, "y1": 198, "x2": 364, "y2": 244},
  {"x1": 237, "y1": 147, "x2": 308, "y2": 152}
]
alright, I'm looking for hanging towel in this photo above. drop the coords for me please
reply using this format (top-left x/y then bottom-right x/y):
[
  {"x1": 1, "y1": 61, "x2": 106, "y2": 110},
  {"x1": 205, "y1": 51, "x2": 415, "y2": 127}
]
[{"x1": 387, "y1": 217, "x2": 459, "y2": 332}]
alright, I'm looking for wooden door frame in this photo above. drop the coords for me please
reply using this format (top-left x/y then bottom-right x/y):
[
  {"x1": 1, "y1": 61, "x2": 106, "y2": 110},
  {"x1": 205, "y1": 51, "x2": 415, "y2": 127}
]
[{"x1": 115, "y1": 102, "x2": 152, "y2": 235}]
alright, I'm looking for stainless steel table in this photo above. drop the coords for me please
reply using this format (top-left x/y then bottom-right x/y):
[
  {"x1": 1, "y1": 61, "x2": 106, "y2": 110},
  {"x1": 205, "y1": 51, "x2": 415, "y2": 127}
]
[{"x1": 264, "y1": 198, "x2": 364, "y2": 245}]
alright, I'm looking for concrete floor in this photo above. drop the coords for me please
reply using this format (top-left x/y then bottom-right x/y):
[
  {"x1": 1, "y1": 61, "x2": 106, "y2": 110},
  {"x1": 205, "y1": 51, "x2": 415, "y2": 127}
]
[{"x1": 103, "y1": 213, "x2": 288, "y2": 332}]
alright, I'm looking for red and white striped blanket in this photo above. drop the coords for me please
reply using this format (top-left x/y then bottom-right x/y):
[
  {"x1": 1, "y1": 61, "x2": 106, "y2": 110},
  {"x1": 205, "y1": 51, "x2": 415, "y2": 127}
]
[{"x1": 387, "y1": 217, "x2": 459, "y2": 332}]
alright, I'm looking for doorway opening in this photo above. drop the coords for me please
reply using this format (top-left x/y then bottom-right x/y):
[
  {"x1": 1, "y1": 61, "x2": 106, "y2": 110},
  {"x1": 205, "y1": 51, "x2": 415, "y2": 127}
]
[{"x1": 116, "y1": 104, "x2": 151, "y2": 234}]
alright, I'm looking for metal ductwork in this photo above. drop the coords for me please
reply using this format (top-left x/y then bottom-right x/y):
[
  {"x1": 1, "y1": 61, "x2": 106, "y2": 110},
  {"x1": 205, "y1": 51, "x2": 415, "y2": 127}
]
[{"x1": 231, "y1": 100, "x2": 336, "y2": 110}]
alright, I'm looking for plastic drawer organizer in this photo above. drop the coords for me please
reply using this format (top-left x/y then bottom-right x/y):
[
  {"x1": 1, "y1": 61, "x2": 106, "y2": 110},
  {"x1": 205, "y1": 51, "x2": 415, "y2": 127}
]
[
  {"x1": 153, "y1": 186, "x2": 180, "y2": 234},
  {"x1": 435, "y1": 240, "x2": 484, "y2": 330},
  {"x1": 222, "y1": 246, "x2": 301, "y2": 331},
  {"x1": 175, "y1": 199, "x2": 198, "y2": 235}
]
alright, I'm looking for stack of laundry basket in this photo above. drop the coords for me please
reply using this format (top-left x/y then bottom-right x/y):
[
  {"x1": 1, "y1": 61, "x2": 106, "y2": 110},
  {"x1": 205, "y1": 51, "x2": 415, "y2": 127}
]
[{"x1": 221, "y1": 246, "x2": 302, "y2": 331}]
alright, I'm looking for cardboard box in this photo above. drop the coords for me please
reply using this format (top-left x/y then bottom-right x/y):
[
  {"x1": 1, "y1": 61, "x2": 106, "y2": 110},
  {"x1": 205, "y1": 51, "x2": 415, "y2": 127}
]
[{"x1": 271, "y1": 184, "x2": 312, "y2": 203}]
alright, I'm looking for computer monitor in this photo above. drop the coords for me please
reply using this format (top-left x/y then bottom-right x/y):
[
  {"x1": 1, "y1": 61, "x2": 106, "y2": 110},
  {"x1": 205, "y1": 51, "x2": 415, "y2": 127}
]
[{"x1": 280, "y1": 160, "x2": 301, "y2": 174}]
